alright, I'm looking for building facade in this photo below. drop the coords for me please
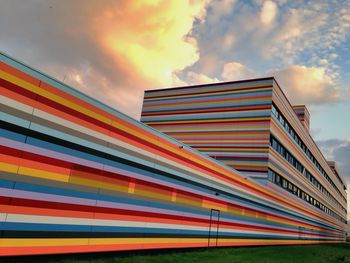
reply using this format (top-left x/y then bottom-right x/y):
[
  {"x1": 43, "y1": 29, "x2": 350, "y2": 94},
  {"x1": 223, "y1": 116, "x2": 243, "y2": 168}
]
[
  {"x1": 141, "y1": 79, "x2": 348, "y2": 234},
  {"x1": 0, "y1": 52, "x2": 347, "y2": 256}
]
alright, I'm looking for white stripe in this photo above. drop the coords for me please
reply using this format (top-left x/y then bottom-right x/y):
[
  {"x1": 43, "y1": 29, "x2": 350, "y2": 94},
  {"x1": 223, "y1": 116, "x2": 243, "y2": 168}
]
[{"x1": 0, "y1": 95, "x2": 34, "y2": 114}]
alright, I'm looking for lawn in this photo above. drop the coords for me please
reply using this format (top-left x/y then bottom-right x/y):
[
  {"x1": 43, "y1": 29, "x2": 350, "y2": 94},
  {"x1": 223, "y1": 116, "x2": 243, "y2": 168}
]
[{"x1": 4, "y1": 243, "x2": 350, "y2": 263}]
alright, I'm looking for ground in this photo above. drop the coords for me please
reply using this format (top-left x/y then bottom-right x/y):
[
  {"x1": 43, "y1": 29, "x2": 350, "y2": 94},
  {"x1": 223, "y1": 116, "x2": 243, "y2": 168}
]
[{"x1": 4, "y1": 243, "x2": 350, "y2": 263}]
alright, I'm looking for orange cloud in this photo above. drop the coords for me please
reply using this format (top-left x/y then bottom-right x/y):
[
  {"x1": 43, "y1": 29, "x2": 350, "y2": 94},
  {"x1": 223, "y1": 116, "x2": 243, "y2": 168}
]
[
  {"x1": 274, "y1": 65, "x2": 341, "y2": 105},
  {"x1": 93, "y1": 0, "x2": 211, "y2": 87},
  {"x1": 40, "y1": 0, "x2": 212, "y2": 119}
]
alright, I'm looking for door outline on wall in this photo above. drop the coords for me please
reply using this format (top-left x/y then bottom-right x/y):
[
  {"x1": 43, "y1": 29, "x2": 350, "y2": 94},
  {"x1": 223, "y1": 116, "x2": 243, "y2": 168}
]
[
  {"x1": 298, "y1": 226, "x2": 306, "y2": 240},
  {"x1": 208, "y1": 209, "x2": 220, "y2": 247}
]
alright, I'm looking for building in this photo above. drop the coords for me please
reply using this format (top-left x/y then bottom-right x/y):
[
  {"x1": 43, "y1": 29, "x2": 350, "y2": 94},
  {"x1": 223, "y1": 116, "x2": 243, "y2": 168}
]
[
  {"x1": 141, "y1": 79, "x2": 348, "y2": 233},
  {"x1": 0, "y1": 52, "x2": 347, "y2": 256}
]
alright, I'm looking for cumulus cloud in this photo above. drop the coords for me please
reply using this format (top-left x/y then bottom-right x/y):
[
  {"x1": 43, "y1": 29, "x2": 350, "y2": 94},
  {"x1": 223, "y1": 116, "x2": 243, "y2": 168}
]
[
  {"x1": 319, "y1": 140, "x2": 350, "y2": 218},
  {"x1": 332, "y1": 142, "x2": 350, "y2": 181},
  {"x1": 266, "y1": 2, "x2": 350, "y2": 65},
  {"x1": 273, "y1": 65, "x2": 341, "y2": 105},
  {"x1": 317, "y1": 139, "x2": 350, "y2": 219},
  {"x1": 221, "y1": 61, "x2": 253, "y2": 81},
  {"x1": 0, "y1": 0, "x2": 211, "y2": 119},
  {"x1": 95, "y1": 1, "x2": 211, "y2": 87},
  {"x1": 187, "y1": 71, "x2": 219, "y2": 85},
  {"x1": 318, "y1": 139, "x2": 350, "y2": 164},
  {"x1": 192, "y1": 0, "x2": 350, "y2": 79},
  {"x1": 260, "y1": 0, "x2": 278, "y2": 26},
  {"x1": 207, "y1": 0, "x2": 237, "y2": 24}
]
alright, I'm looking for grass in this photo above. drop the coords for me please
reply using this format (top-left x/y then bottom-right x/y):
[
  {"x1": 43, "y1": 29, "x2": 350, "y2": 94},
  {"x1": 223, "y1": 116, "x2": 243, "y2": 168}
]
[{"x1": 3, "y1": 243, "x2": 350, "y2": 263}]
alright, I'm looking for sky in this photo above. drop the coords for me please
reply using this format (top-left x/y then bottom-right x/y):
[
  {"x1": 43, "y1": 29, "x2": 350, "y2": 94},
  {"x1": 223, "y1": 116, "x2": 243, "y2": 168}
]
[{"x1": 0, "y1": 0, "x2": 349, "y2": 218}]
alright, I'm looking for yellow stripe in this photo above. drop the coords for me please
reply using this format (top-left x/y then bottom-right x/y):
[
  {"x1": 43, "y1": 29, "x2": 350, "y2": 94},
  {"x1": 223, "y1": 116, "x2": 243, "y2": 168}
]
[
  {"x1": 0, "y1": 237, "x2": 339, "y2": 247},
  {"x1": 0, "y1": 238, "x2": 207, "y2": 247},
  {"x1": 0, "y1": 162, "x2": 19, "y2": 174},
  {"x1": 68, "y1": 176, "x2": 128, "y2": 193},
  {"x1": 18, "y1": 166, "x2": 69, "y2": 182},
  {"x1": 0, "y1": 238, "x2": 89, "y2": 246}
]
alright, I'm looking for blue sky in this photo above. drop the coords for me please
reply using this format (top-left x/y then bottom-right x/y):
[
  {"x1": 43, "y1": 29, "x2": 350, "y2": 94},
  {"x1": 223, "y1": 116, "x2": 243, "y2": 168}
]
[{"x1": 0, "y1": 0, "x2": 349, "y2": 216}]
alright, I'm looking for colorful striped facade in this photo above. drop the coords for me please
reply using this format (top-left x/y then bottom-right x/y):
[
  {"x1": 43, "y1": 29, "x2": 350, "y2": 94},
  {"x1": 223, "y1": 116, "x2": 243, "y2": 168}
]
[
  {"x1": 142, "y1": 80, "x2": 274, "y2": 178},
  {"x1": 141, "y1": 80, "x2": 348, "y2": 238},
  {"x1": 0, "y1": 52, "x2": 347, "y2": 257}
]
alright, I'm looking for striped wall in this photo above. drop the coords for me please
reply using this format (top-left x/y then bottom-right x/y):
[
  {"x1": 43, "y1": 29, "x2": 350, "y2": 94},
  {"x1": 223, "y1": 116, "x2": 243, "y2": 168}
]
[
  {"x1": 0, "y1": 52, "x2": 346, "y2": 256},
  {"x1": 141, "y1": 80, "x2": 274, "y2": 178}
]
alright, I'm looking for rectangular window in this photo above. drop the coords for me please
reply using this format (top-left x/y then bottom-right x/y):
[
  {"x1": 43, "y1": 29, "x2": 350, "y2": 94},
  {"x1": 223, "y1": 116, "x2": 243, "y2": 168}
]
[
  {"x1": 272, "y1": 138, "x2": 278, "y2": 150},
  {"x1": 293, "y1": 186, "x2": 298, "y2": 195},
  {"x1": 281, "y1": 117, "x2": 285, "y2": 126},
  {"x1": 276, "y1": 174, "x2": 281, "y2": 185},
  {"x1": 282, "y1": 179, "x2": 288, "y2": 189},
  {"x1": 268, "y1": 170, "x2": 275, "y2": 182},
  {"x1": 272, "y1": 105, "x2": 277, "y2": 116}
]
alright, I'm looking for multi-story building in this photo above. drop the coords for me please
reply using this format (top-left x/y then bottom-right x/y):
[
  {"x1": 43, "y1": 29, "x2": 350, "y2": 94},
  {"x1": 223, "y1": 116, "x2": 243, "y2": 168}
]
[
  {"x1": 141, "y1": 78, "x2": 347, "y2": 226},
  {"x1": 0, "y1": 52, "x2": 347, "y2": 256}
]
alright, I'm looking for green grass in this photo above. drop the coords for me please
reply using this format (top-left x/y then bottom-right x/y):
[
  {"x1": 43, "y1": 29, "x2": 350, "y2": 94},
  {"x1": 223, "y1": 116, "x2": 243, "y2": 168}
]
[{"x1": 4, "y1": 243, "x2": 350, "y2": 263}]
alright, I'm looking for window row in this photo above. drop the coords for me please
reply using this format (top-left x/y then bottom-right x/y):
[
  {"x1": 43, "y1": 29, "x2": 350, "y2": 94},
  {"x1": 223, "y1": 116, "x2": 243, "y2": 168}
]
[
  {"x1": 271, "y1": 103, "x2": 346, "y2": 202},
  {"x1": 270, "y1": 136, "x2": 346, "y2": 213},
  {"x1": 268, "y1": 169, "x2": 346, "y2": 224}
]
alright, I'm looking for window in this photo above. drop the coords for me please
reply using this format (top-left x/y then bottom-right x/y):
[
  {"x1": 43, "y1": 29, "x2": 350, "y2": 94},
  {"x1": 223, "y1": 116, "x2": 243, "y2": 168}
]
[
  {"x1": 269, "y1": 135, "x2": 346, "y2": 211},
  {"x1": 271, "y1": 103, "x2": 345, "y2": 200},
  {"x1": 276, "y1": 174, "x2": 281, "y2": 186},
  {"x1": 282, "y1": 179, "x2": 288, "y2": 189},
  {"x1": 272, "y1": 105, "x2": 277, "y2": 116},
  {"x1": 268, "y1": 170, "x2": 275, "y2": 182},
  {"x1": 267, "y1": 169, "x2": 346, "y2": 224}
]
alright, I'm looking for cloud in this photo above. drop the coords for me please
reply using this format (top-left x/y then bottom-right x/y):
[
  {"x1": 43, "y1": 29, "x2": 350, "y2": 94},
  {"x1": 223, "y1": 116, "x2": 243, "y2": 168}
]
[
  {"x1": 1, "y1": 0, "x2": 349, "y2": 121},
  {"x1": 317, "y1": 138, "x2": 350, "y2": 205},
  {"x1": 221, "y1": 61, "x2": 253, "y2": 81},
  {"x1": 187, "y1": 71, "x2": 219, "y2": 85},
  {"x1": 265, "y1": 2, "x2": 350, "y2": 65},
  {"x1": 207, "y1": 0, "x2": 237, "y2": 24},
  {"x1": 260, "y1": 0, "x2": 278, "y2": 26},
  {"x1": 222, "y1": 34, "x2": 236, "y2": 50},
  {"x1": 317, "y1": 139, "x2": 350, "y2": 219},
  {"x1": 95, "y1": 1, "x2": 211, "y2": 87},
  {"x1": 0, "y1": 0, "x2": 211, "y2": 119},
  {"x1": 332, "y1": 142, "x2": 350, "y2": 181},
  {"x1": 192, "y1": 0, "x2": 350, "y2": 80},
  {"x1": 273, "y1": 65, "x2": 341, "y2": 105},
  {"x1": 317, "y1": 139, "x2": 349, "y2": 161}
]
